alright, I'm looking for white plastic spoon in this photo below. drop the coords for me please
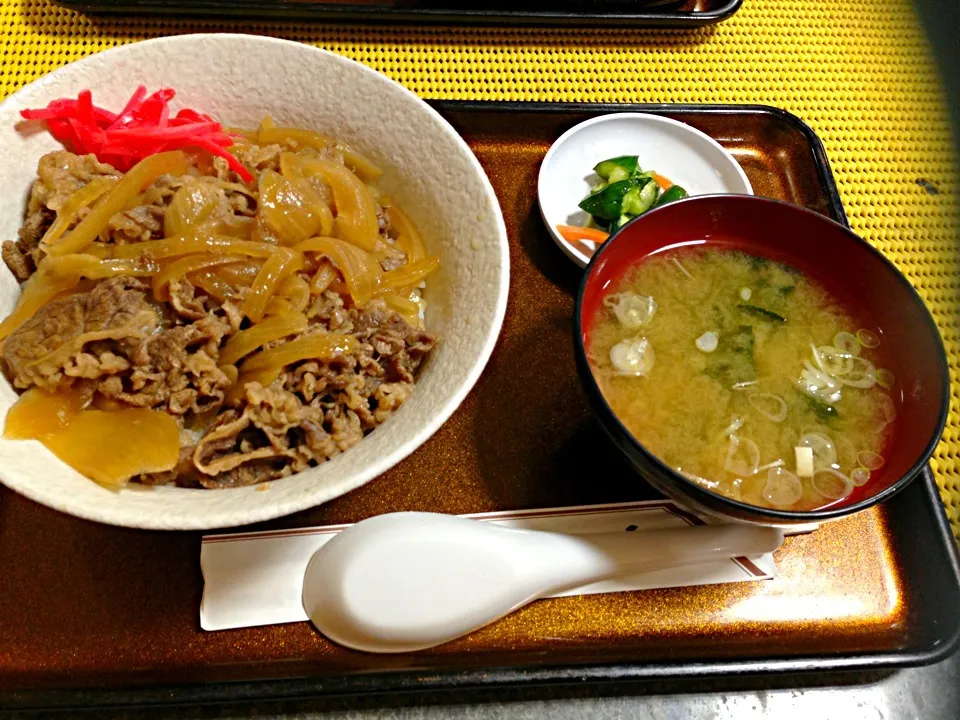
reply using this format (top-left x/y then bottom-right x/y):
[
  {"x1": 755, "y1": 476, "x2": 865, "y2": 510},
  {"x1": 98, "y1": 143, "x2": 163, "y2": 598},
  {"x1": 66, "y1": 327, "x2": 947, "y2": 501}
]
[{"x1": 302, "y1": 511, "x2": 783, "y2": 653}]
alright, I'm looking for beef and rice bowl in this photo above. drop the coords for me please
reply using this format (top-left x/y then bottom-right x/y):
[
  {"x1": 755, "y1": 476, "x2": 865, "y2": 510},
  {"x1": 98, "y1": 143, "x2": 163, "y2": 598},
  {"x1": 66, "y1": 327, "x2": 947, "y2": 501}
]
[{"x1": 0, "y1": 89, "x2": 439, "y2": 490}]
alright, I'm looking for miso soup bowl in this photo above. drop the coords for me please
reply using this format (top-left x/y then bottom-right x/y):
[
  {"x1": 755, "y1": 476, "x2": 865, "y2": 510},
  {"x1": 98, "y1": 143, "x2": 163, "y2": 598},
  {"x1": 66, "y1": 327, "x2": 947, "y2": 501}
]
[{"x1": 573, "y1": 194, "x2": 949, "y2": 526}]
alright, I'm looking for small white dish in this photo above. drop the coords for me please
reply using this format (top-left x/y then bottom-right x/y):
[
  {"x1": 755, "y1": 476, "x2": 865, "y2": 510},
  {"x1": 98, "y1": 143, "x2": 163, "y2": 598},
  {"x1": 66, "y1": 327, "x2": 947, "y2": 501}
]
[{"x1": 537, "y1": 113, "x2": 754, "y2": 268}]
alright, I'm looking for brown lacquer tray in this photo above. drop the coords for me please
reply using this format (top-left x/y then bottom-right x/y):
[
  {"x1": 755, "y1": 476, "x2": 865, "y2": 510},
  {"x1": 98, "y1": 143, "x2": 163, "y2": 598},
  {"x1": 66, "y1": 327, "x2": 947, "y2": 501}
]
[
  {"x1": 52, "y1": 0, "x2": 742, "y2": 27},
  {"x1": 1, "y1": 103, "x2": 958, "y2": 711}
]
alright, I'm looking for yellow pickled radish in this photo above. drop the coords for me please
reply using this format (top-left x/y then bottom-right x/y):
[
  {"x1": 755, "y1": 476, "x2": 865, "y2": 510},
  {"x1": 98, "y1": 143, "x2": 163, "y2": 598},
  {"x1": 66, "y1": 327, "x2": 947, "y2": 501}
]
[
  {"x1": 41, "y1": 409, "x2": 180, "y2": 489},
  {"x1": 3, "y1": 387, "x2": 86, "y2": 439}
]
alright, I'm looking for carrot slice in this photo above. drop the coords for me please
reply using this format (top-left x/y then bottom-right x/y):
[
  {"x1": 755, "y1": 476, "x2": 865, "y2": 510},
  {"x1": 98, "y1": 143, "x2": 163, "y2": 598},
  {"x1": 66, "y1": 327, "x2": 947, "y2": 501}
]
[
  {"x1": 651, "y1": 172, "x2": 673, "y2": 191},
  {"x1": 556, "y1": 225, "x2": 610, "y2": 244}
]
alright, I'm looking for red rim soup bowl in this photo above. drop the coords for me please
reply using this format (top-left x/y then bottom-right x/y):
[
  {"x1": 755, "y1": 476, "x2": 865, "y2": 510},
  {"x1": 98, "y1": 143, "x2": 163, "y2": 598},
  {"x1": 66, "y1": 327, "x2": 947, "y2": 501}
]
[{"x1": 573, "y1": 194, "x2": 949, "y2": 525}]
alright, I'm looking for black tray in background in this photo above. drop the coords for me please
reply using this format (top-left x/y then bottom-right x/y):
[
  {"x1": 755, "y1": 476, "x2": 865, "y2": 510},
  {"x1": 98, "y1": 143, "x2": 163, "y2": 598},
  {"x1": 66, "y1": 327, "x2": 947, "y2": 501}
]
[{"x1": 51, "y1": 0, "x2": 744, "y2": 27}]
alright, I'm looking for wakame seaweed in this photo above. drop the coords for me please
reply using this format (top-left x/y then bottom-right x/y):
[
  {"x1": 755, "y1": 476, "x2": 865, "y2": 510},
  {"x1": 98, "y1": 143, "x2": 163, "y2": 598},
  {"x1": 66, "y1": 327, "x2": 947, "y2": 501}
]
[
  {"x1": 706, "y1": 325, "x2": 756, "y2": 385},
  {"x1": 804, "y1": 394, "x2": 841, "y2": 424},
  {"x1": 738, "y1": 304, "x2": 787, "y2": 323}
]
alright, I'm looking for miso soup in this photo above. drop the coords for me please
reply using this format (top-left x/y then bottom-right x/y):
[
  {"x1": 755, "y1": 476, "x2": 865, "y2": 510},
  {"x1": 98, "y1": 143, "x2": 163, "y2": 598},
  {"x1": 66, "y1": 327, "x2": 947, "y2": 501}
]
[{"x1": 587, "y1": 247, "x2": 898, "y2": 511}]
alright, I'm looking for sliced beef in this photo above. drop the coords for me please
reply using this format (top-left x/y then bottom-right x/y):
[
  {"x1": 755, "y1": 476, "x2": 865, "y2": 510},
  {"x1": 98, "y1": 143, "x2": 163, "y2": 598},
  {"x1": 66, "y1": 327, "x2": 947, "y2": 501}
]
[
  {"x1": 191, "y1": 373, "x2": 385, "y2": 485},
  {"x1": 2, "y1": 277, "x2": 159, "y2": 390},
  {"x1": 3, "y1": 275, "x2": 233, "y2": 417},
  {"x1": 18, "y1": 206, "x2": 56, "y2": 253},
  {"x1": 192, "y1": 386, "x2": 330, "y2": 487},
  {"x1": 137, "y1": 445, "x2": 199, "y2": 487},
  {"x1": 307, "y1": 290, "x2": 352, "y2": 331},
  {"x1": 201, "y1": 458, "x2": 291, "y2": 489},
  {"x1": 187, "y1": 299, "x2": 435, "y2": 485},
  {"x1": 2, "y1": 241, "x2": 35, "y2": 281},
  {"x1": 107, "y1": 202, "x2": 166, "y2": 244},
  {"x1": 1, "y1": 154, "x2": 247, "y2": 282},
  {"x1": 377, "y1": 242, "x2": 407, "y2": 272},
  {"x1": 1, "y1": 151, "x2": 119, "y2": 280},
  {"x1": 27, "y1": 151, "x2": 120, "y2": 218},
  {"x1": 350, "y1": 298, "x2": 435, "y2": 383},
  {"x1": 213, "y1": 143, "x2": 284, "y2": 183},
  {"x1": 2, "y1": 150, "x2": 161, "y2": 280},
  {"x1": 23, "y1": 152, "x2": 118, "y2": 258},
  {"x1": 373, "y1": 382, "x2": 412, "y2": 423},
  {"x1": 169, "y1": 278, "x2": 210, "y2": 321},
  {"x1": 107, "y1": 315, "x2": 233, "y2": 415}
]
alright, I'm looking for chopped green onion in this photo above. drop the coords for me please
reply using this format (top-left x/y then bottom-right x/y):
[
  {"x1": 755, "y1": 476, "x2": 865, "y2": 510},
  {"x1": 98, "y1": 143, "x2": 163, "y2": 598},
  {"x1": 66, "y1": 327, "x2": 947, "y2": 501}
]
[
  {"x1": 877, "y1": 368, "x2": 895, "y2": 388},
  {"x1": 748, "y1": 393, "x2": 788, "y2": 423},
  {"x1": 851, "y1": 467, "x2": 871, "y2": 486},
  {"x1": 763, "y1": 466, "x2": 804, "y2": 506},
  {"x1": 857, "y1": 450, "x2": 884, "y2": 470},
  {"x1": 812, "y1": 468, "x2": 854, "y2": 500},
  {"x1": 856, "y1": 328, "x2": 880, "y2": 348},
  {"x1": 833, "y1": 331, "x2": 860, "y2": 356},
  {"x1": 724, "y1": 434, "x2": 760, "y2": 477}
]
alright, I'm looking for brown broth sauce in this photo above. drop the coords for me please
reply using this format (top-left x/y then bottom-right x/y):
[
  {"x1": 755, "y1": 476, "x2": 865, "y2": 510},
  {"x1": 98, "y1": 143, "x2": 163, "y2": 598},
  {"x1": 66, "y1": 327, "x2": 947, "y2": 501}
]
[{"x1": 587, "y1": 247, "x2": 898, "y2": 511}]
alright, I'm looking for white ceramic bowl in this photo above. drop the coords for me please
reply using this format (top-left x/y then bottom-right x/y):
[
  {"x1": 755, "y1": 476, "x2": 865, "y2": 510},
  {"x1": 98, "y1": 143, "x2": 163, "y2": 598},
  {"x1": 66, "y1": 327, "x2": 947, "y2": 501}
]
[
  {"x1": 538, "y1": 113, "x2": 753, "y2": 268},
  {"x1": 0, "y1": 34, "x2": 509, "y2": 530}
]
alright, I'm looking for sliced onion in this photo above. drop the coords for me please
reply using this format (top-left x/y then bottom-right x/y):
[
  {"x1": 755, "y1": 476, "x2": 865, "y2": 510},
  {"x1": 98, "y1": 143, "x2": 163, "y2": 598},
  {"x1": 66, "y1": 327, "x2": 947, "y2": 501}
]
[
  {"x1": 838, "y1": 356, "x2": 877, "y2": 388},
  {"x1": 610, "y1": 336, "x2": 655, "y2": 376},
  {"x1": 878, "y1": 394, "x2": 897, "y2": 425},
  {"x1": 856, "y1": 328, "x2": 880, "y2": 348},
  {"x1": 798, "y1": 432, "x2": 837, "y2": 468},
  {"x1": 812, "y1": 467, "x2": 854, "y2": 500},
  {"x1": 757, "y1": 458, "x2": 786, "y2": 472},
  {"x1": 857, "y1": 450, "x2": 885, "y2": 470},
  {"x1": 763, "y1": 466, "x2": 804, "y2": 507},
  {"x1": 679, "y1": 470, "x2": 720, "y2": 490},
  {"x1": 732, "y1": 380, "x2": 757, "y2": 391},
  {"x1": 810, "y1": 343, "x2": 825, "y2": 372},
  {"x1": 871, "y1": 394, "x2": 898, "y2": 434},
  {"x1": 672, "y1": 257, "x2": 693, "y2": 279},
  {"x1": 604, "y1": 292, "x2": 657, "y2": 329},
  {"x1": 724, "y1": 435, "x2": 760, "y2": 477},
  {"x1": 720, "y1": 416, "x2": 744, "y2": 437},
  {"x1": 852, "y1": 467, "x2": 871, "y2": 487},
  {"x1": 728, "y1": 477, "x2": 744, "y2": 501},
  {"x1": 748, "y1": 393, "x2": 788, "y2": 423},
  {"x1": 833, "y1": 331, "x2": 861, "y2": 356},
  {"x1": 877, "y1": 368, "x2": 895, "y2": 389},
  {"x1": 815, "y1": 345, "x2": 854, "y2": 376},
  {"x1": 696, "y1": 331, "x2": 719, "y2": 353},
  {"x1": 798, "y1": 361, "x2": 843, "y2": 404}
]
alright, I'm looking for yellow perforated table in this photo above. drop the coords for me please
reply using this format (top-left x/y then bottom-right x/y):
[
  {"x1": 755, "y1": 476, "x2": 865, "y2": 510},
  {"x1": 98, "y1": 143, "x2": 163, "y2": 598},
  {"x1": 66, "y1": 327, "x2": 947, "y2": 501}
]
[{"x1": 0, "y1": 0, "x2": 957, "y2": 537}]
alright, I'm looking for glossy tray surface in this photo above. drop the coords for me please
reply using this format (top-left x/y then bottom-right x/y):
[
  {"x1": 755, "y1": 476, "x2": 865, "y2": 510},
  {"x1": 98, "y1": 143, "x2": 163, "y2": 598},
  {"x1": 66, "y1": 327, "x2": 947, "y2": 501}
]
[
  {"x1": 51, "y1": 0, "x2": 742, "y2": 27},
  {"x1": 1, "y1": 102, "x2": 958, "y2": 710}
]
